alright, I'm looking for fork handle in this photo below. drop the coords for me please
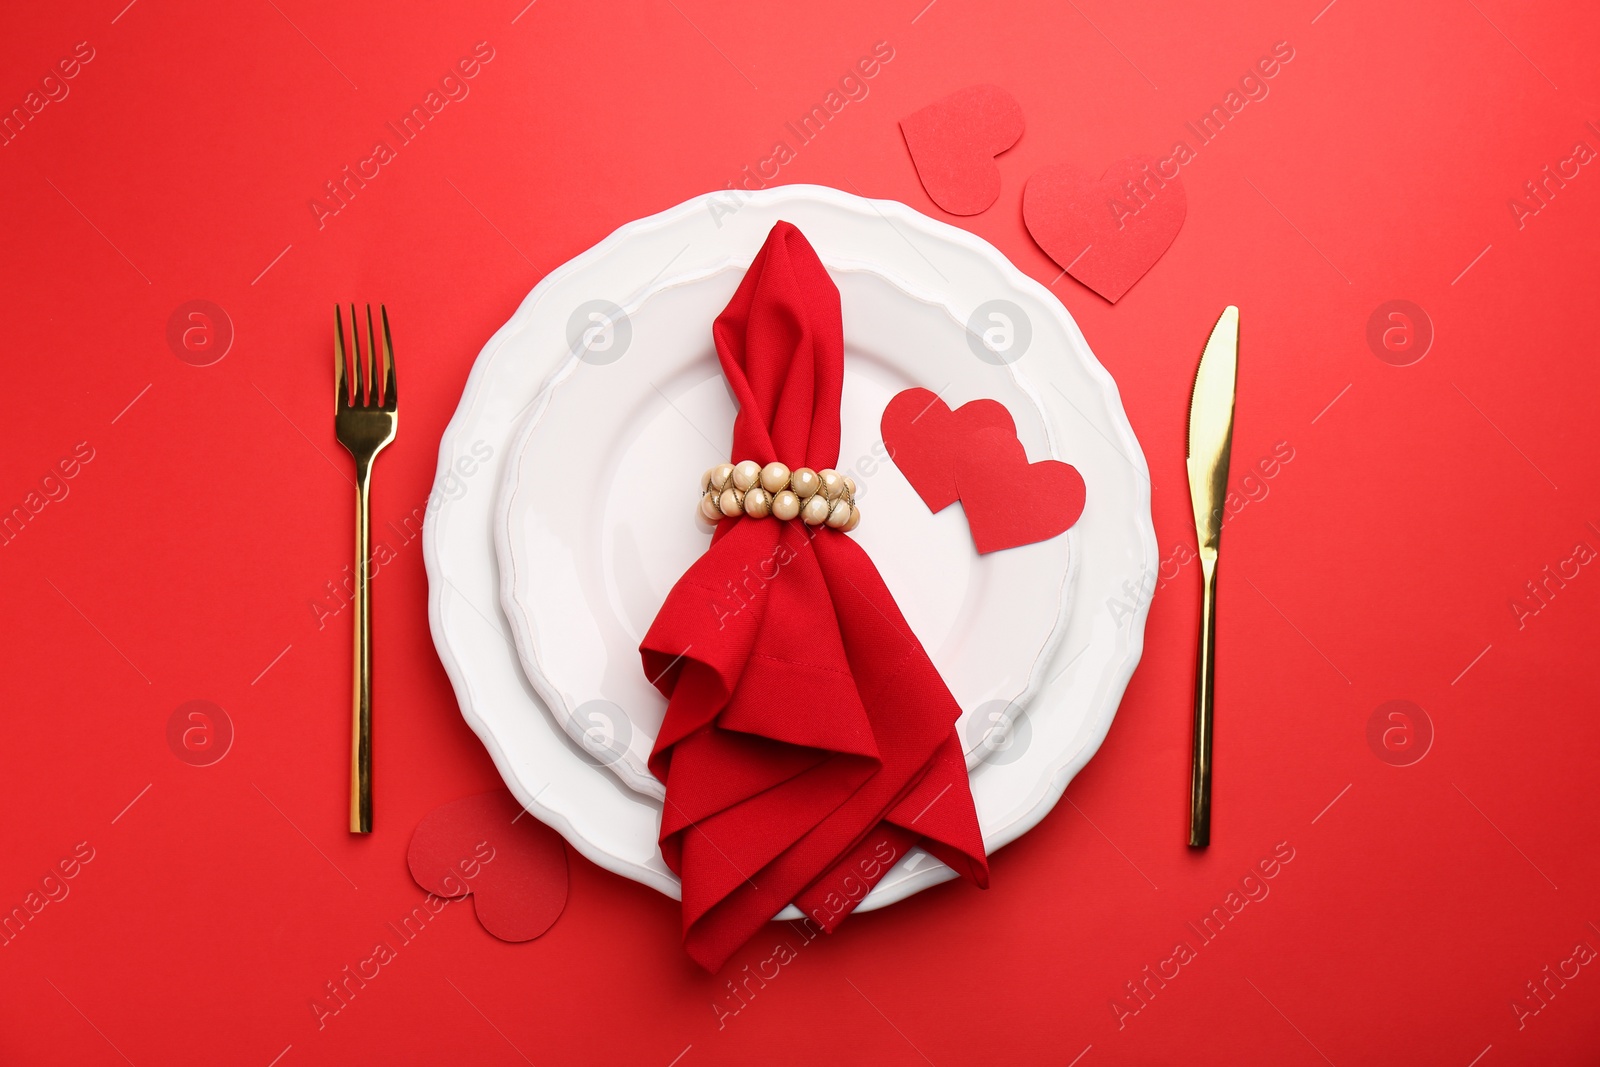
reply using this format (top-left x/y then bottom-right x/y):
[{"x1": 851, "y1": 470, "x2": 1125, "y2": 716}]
[
  {"x1": 1188, "y1": 551, "x2": 1218, "y2": 847},
  {"x1": 350, "y1": 462, "x2": 374, "y2": 833}
]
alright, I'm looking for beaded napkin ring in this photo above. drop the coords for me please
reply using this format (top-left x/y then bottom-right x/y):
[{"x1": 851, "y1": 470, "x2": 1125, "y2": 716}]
[{"x1": 698, "y1": 461, "x2": 860, "y2": 531}]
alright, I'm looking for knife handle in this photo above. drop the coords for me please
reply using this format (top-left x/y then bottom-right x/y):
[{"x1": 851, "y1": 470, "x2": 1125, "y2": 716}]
[{"x1": 1189, "y1": 551, "x2": 1218, "y2": 847}]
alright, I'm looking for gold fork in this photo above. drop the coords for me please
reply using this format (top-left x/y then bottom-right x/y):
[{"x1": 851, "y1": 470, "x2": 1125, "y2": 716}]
[{"x1": 334, "y1": 304, "x2": 398, "y2": 833}]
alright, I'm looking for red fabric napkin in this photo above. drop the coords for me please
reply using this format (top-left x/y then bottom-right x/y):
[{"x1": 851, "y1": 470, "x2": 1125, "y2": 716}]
[{"x1": 640, "y1": 221, "x2": 988, "y2": 973}]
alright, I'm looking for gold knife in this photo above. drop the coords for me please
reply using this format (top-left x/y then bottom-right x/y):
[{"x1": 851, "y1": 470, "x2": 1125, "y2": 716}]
[{"x1": 1185, "y1": 306, "x2": 1238, "y2": 848}]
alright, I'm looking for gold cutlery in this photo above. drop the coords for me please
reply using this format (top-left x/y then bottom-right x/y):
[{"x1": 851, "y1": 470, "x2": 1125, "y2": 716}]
[
  {"x1": 334, "y1": 304, "x2": 398, "y2": 833},
  {"x1": 1185, "y1": 306, "x2": 1237, "y2": 848}
]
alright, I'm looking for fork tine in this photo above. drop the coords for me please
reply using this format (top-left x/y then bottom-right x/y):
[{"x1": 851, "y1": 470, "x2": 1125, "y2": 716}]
[
  {"x1": 379, "y1": 305, "x2": 396, "y2": 410},
  {"x1": 334, "y1": 304, "x2": 349, "y2": 408},
  {"x1": 364, "y1": 304, "x2": 380, "y2": 408},
  {"x1": 353, "y1": 302, "x2": 368, "y2": 404}
]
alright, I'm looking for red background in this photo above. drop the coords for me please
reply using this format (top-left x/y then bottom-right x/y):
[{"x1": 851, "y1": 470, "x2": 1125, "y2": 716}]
[{"x1": 2, "y1": 0, "x2": 1597, "y2": 1063}]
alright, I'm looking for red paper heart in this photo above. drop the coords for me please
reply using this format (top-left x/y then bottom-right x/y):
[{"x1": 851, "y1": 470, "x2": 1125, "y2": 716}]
[
  {"x1": 899, "y1": 85, "x2": 1025, "y2": 216},
  {"x1": 1023, "y1": 156, "x2": 1186, "y2": 303},
  {"x1": 881, "y1": 388, "x2": 1015, "y2": 512},
  {"x1": 408, "y1": 790, "x2": 568, "y2": 942},
  {"x1": 881, "y1": 389, "x2": 1085, "y2": 554},
  {"x1": 955, "y1": 427, "x2": 1086, "y2": 554}
]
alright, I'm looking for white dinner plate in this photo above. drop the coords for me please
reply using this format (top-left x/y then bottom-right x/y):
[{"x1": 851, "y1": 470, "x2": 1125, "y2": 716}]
[
  {"x1": 424, "y1": 185, "x2": 1157, "y2": 914},
  {"x1": 495, "y1": 264, "x2": 1075, "y2": 799}
]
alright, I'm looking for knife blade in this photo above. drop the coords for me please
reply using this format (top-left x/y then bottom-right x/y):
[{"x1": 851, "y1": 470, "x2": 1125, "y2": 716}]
[{"x1": 1185, "y1": 305, "x2": 1238, "y2": 847}]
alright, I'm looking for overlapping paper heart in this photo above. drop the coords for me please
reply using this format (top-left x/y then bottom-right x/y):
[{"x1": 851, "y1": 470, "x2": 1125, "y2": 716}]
[
  {"x1": 408, "y1": 791, "x2": 569, "y2": 942},
  {"x1": 881, "y1": 388, "x2": 1085, "y2": 554}
]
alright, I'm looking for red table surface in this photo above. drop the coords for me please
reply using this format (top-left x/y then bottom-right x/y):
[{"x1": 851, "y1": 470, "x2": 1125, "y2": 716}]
[{"x1": 2, "y1": 0, "x2": 1597, "y2": 1063}]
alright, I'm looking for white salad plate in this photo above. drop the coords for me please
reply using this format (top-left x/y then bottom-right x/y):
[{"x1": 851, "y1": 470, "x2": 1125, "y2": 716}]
[
  {"x1": 424, "y1": 184, "x2": 1156, "y2": 914},
  {"x1": 495, "y1": 265, "x2": 1075, "y2": 799}
]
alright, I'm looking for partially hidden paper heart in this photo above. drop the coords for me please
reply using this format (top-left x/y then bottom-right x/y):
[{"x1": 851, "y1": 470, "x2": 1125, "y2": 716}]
[
  {"x1": 881, "y1": 388, "x2": 1085, "y2": 554},
  {"x1": 407, "y1": 790, "x2": 569, "y2": 942},
  {"x1": 899, "y1": 85, "x2": 1025, "y2": 216},
  {"x1": 1023, "y1": 156, "x2": 1186, "y2": 303},
  {"x1": 879, "y1": 389, "x2": 1014, "y2": 512}
]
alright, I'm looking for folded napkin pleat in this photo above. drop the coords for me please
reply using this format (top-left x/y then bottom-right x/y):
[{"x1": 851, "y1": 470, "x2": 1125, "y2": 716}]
[{"x1": 641, "y1": 221, "x2": 987, "y2": 972}]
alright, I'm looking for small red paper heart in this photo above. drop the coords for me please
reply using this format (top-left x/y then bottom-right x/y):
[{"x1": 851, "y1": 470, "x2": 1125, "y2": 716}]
[
  {"x1": 881, "y1": 388, "x2": 1015, "y2": 512},
  {"x1": 1023, "y1": 156, "x2": 1186, "y2": 303},
  {"x1": 881, "y1": 389, "x2": 1085, "y2": 554},
  {"x1": 408, "y1": 790, "x2": 569, "y2": 942},
  {"x1": 900, "y1": 85, "x2": 1025, "y2": 216},
  {"x1": 955, "y1": 427, "x2": 1086, "y2": 554}
]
